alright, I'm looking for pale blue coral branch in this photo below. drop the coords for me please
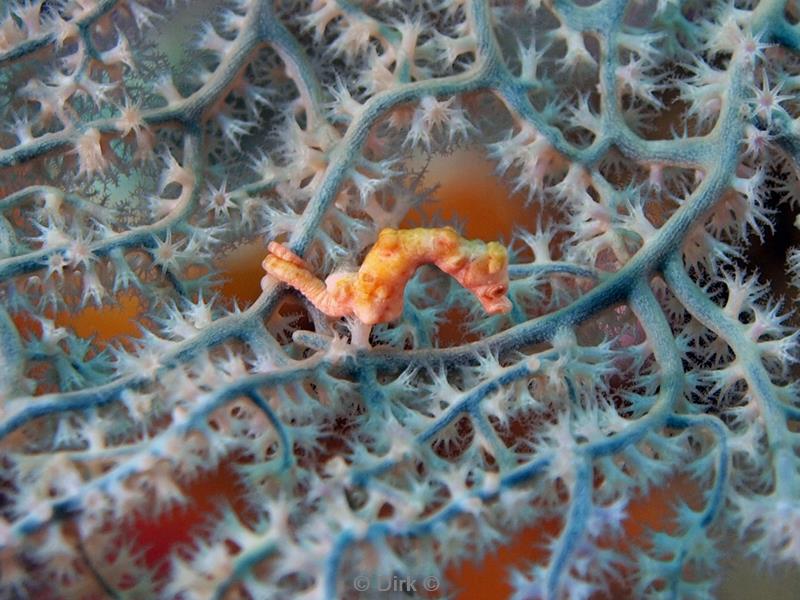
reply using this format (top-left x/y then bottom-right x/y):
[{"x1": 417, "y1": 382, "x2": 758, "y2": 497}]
[
  {"x1": 288, "y1": 71, "x2": 493, "y2": 256},
  {"x1": 246, "y1": 389, "x2": 294, "y2": 473},
  {"x1": 0, "y1": 304, "x2": 25, "y2": 398},
  {"x1": 508, "y1": 261, "x2": 599, "y2": 280},
  {"x1": 546, "y1": 457, "x2": 592, "y2": 598},
  {"x1": 666, "y1": 414, "x2": 730, "y2": 529},
  {"x1": 753, "y1": 0, "x2": 800, "y2": 50},
  {"x1": 0, "y1": 0, "x2": 120, "y2": 65},
  {"x1": 8, "y1": 357, "x2": 324, "y2": 538},
  {"x1": 665, "y1": 257, "x2": 799, "y2": 498},
  {"x1": 419, "y1": 358, "x2": 543, "y2": 442}
]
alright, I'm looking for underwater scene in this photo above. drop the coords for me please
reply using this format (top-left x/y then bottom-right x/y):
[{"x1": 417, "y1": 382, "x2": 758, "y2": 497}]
[{"x1": 1, "y1": 0, "x2": 800, "y2": 598}]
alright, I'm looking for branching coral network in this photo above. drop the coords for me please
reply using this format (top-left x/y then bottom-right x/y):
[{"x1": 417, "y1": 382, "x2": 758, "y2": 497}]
[{"x1": 1, "y1": 0, "x2": 800, "y2": 598}]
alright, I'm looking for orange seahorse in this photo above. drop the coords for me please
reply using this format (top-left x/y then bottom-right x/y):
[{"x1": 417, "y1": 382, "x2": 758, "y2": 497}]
[{"x1": 262, "y1": 227, "x2": 512, "y2": 325}]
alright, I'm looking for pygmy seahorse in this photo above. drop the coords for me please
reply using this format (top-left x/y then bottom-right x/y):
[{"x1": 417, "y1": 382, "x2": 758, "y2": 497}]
[{"x1": 261, "y1": 227, "x2": 512, "y2": 325}]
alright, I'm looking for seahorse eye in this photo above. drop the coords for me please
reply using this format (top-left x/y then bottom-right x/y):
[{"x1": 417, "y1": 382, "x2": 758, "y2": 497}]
[{"x1": 488, "y1": 285, "x2": 507, "y2": 298}]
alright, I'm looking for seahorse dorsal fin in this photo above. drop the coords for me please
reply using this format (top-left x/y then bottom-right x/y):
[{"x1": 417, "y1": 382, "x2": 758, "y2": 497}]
[
  {"x1": 446, "y1": 253, "x2": 468, "y2": 271},
  {"x1": 435, "y1": 228, "x2": 459, "y2": 252}
]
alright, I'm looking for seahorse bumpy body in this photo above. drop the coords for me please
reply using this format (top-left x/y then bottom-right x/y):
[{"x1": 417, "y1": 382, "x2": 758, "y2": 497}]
[{"x1": 262, "y1": 227, "x2": 512, "y2": 324}]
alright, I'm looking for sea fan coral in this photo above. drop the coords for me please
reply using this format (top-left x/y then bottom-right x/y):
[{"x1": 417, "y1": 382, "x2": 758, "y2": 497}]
[{"x1": 0, "y1": 0, "x2": 799, "y2": 598}]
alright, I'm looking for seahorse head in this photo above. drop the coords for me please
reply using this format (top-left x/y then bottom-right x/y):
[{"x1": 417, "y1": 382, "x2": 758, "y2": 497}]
[{"x1": 462, "y1": 241, "x2": 512, "y2": 315}]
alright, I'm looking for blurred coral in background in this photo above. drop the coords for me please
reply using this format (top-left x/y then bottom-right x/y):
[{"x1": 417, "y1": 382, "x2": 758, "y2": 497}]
[{"x1": 1, "y1": 0, "x2": 800, "y2": 598}]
